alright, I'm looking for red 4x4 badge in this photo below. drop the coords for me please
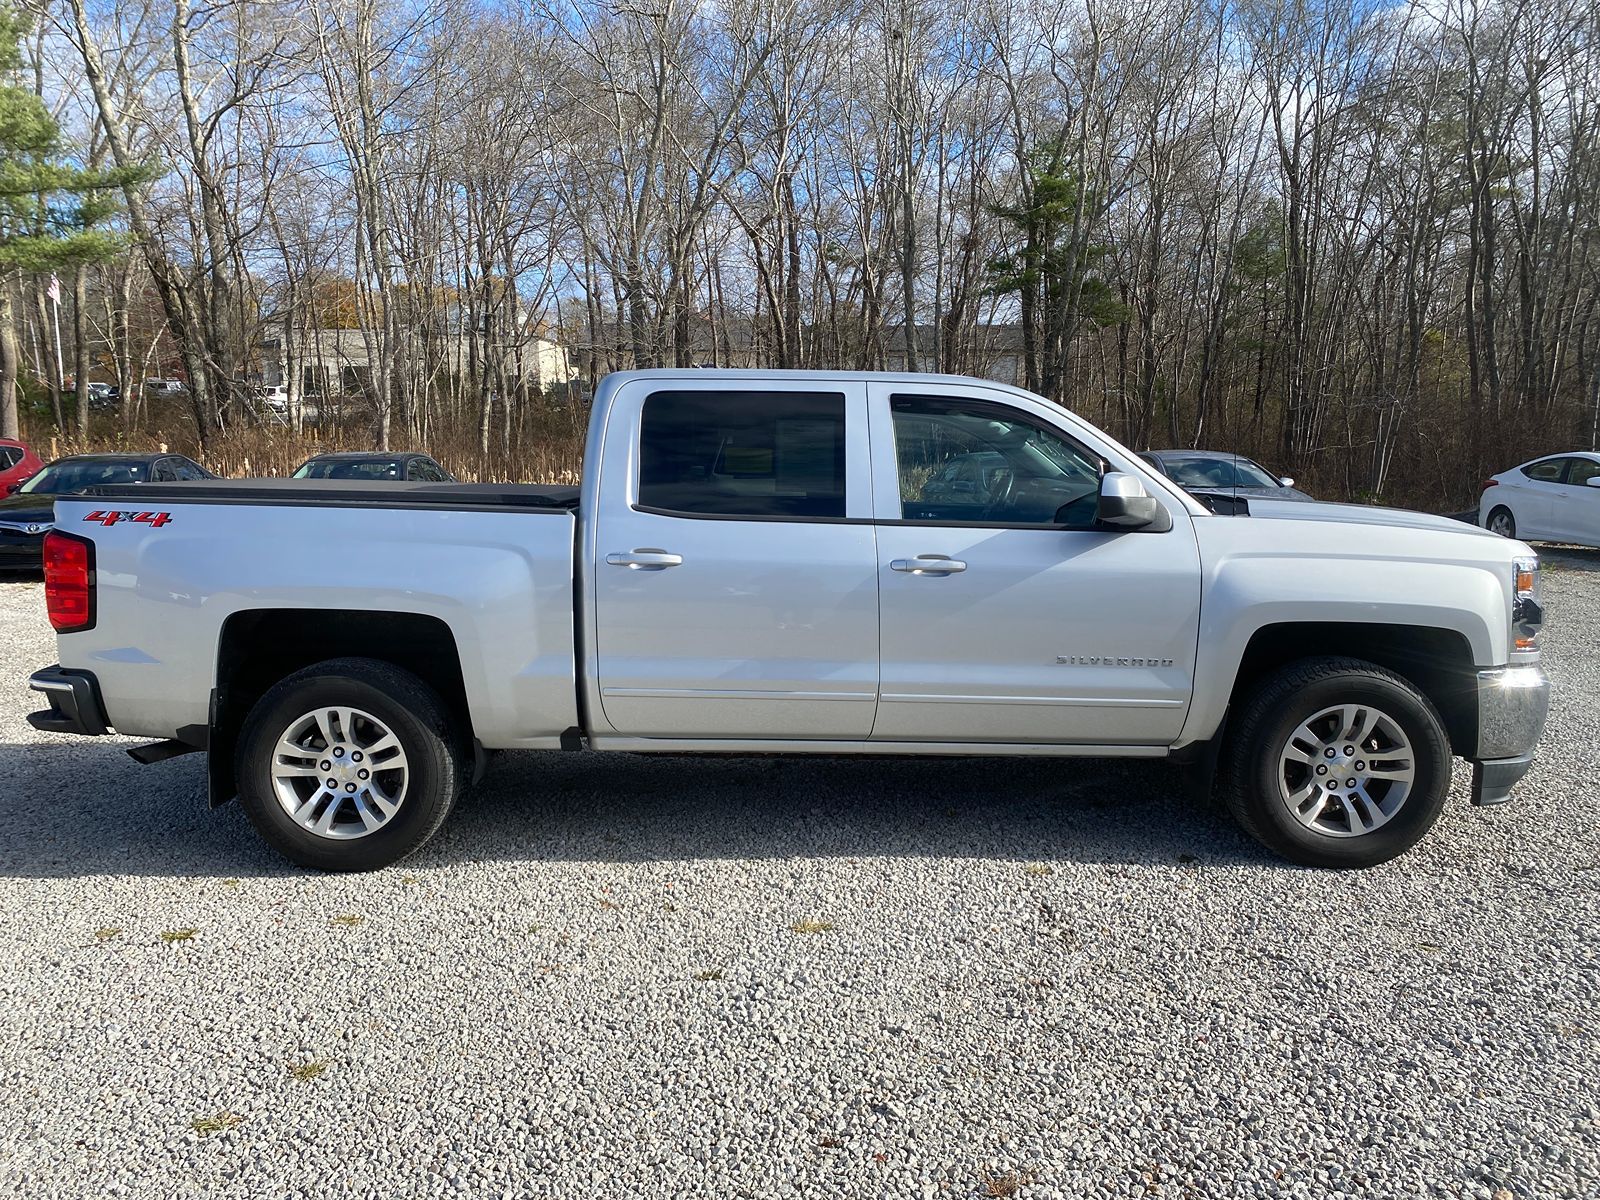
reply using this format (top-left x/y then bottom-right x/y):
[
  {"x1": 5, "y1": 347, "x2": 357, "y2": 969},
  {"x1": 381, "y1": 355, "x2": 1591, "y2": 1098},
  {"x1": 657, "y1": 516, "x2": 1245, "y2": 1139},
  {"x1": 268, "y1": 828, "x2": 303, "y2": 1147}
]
[{"x1": 83, "y1": 510, "x2": 173, "y2": 528}]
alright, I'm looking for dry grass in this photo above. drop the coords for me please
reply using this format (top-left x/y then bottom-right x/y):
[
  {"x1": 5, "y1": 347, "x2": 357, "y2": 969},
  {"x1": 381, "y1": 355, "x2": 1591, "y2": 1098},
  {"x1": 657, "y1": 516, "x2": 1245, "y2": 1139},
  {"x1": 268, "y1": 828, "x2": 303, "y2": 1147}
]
[
  {"x1": 190, "y1": 1111, "x2": 241, "y2": 1136},
  {"x1": 159, "y1": 927, "x2": 198, "y2": 943},
  {"x1": 288, "y1": 1061, "x2": 328, "y2": 1082},
  {"x1": 789, "y1": 918, "x2": 836, "y2": 935},
  {"x1": 35, "y1": 401, "x2": 587, "y2": 486},
  {"x1": 329, "y1": 913, "x2": 364, "y2": 927},
  {"x1": 982, "y1": 1169, "x2": 1032, "y2": 1197}
]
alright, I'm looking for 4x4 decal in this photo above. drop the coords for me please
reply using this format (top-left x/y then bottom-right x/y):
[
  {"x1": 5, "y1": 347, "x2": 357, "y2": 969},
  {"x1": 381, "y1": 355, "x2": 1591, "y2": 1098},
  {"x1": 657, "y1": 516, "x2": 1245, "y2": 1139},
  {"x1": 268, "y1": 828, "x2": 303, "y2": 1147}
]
[{"x1": 83, "y1": 510, "x2": 173, "y2": 528}]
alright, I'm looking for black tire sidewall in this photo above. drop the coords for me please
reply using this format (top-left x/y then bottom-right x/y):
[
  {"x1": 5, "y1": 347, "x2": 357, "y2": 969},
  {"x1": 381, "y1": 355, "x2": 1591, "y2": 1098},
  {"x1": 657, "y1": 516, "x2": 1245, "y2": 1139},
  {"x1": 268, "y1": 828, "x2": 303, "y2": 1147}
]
[
  {"x1": 236, "y1": 666, "x2": 460, "y2": 871},
  {"x1": 1241, "y1": 672, "x2": 1451, "y2": 868}
]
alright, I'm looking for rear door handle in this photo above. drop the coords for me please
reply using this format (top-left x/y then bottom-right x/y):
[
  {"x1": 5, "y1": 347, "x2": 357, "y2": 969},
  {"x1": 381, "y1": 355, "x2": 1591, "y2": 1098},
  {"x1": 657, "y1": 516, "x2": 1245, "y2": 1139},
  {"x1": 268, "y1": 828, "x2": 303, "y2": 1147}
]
[
  {"x1": 890, "y1": 555, "x2": 967, "y2": 575},
  {"x1": 606, "y1": 549, "x2": 683, "y2": 570}
]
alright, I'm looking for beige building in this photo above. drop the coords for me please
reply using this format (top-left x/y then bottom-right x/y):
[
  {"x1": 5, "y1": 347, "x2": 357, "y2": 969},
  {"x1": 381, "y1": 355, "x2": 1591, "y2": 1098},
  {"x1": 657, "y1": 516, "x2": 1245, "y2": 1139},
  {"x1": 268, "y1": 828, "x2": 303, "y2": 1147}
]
[{"x1": 260, "y1": 324, "x2": 577, "y2": 398}]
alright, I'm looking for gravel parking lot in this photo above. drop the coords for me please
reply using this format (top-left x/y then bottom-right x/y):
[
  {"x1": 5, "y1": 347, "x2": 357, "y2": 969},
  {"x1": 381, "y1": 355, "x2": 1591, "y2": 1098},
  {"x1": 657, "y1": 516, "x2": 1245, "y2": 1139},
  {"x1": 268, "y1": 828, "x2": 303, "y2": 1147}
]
[{"x1": 1, "y1": 558, "x2": 1597, "y2": 1200}]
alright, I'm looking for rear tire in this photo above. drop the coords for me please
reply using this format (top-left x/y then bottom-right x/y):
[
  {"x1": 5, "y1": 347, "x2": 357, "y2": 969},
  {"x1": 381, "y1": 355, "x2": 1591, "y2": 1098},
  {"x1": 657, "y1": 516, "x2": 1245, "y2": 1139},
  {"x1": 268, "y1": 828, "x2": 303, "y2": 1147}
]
[
  {"x1": 1220, "y1": 657, "x2": 1452, "y2": 868},
  {"x1": 1486, "y1": 506, "x2": 1516, "y2": 538},
  {"x1": 236, "y1": 657, "x2": 467, "y2": 871}
]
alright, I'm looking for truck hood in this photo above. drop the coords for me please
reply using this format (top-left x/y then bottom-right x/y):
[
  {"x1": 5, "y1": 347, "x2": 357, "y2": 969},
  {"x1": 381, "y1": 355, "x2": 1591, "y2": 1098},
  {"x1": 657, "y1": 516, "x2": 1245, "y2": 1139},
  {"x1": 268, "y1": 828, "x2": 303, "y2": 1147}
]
[{"x1": 1236, "y1": 497, "x2": 1498, "y2": 539}]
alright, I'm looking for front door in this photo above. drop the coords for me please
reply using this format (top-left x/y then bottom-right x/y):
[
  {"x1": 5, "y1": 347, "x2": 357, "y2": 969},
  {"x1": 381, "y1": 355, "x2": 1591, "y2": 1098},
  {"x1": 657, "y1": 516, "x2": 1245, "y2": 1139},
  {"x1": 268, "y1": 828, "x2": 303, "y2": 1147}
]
[
  {"x1": 591, "y1": 380, "x2": 879, "y2": 740},
  {"x1": 868, "y1": 384, "x2": 1201, "y2": 745}
]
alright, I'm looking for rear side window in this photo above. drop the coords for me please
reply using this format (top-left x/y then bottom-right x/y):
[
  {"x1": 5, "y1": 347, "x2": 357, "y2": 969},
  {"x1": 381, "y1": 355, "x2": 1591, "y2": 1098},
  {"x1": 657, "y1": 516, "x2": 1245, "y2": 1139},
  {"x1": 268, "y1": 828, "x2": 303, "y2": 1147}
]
[
  {"x1": 0, "y1": 447, "x2": 19, "y2": 469},
  {"x1": 174, "y1": 459, "x2": 209, "y2": 480},
  {"x1": 638, "y1": 390, "x2": 847, "y2": 519},
  {"x1": 1522, "y1": 459, "x2": 1569, "y2": 483}
]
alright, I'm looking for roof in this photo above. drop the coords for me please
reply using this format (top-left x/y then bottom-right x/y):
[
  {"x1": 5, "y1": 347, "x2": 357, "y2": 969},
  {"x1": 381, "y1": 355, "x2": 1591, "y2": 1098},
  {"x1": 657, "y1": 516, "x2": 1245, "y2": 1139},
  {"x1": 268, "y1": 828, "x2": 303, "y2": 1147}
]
[
  {"x1": 1144, "y1": 449, "x2": 1260, "y2": 461},
  {"x1": 302, "y1": 451, "x2": 427, "y2": 461},
  {"x1": 47, "y1": 452, "x2": 184, "y2": 465}
]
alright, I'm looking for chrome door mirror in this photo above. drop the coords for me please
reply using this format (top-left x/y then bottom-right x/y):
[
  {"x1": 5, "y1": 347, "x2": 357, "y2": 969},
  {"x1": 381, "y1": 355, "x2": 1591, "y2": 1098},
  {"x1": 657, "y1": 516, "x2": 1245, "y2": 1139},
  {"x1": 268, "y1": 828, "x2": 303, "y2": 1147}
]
[
  {"x1": 1097, "y1": 471, "x2": 1160, "y2": 529},
  {"x1": 1279, "y1": 476, "x2": 1295, "y2": 488},
  {"x1": 1586, "y1": 477, "x2": 1600, "y2": 488}
]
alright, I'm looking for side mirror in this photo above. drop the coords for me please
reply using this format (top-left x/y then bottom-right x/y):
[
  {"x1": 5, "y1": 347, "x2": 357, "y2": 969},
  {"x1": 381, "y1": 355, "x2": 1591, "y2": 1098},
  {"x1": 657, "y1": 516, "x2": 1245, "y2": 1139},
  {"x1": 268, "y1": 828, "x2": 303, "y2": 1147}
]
[
  {"x1": 1586, "y1": 477, "x2": 1600, "y2": 489},
  {"x1": 5, "y1": 483, "x2": 17, "y2": 495},
  {"x1": 1097, "y1": 471, "x2": 1160, "y2": 529},
  {"x1": 1279, "y1": 476, "x2": 1295, "y2": 488}
]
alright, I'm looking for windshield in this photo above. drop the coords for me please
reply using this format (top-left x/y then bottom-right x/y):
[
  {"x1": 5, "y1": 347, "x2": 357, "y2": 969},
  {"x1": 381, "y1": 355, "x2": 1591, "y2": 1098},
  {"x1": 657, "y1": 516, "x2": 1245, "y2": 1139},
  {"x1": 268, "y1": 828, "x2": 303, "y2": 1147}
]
[
  {"x1": 293, "y1": 458, "x2": 403, "y2": 480},
  {"x1": 1164, "y1": 456, "x2": 1280, "y2": 490},
  {"x1": 20, "y1": 460, "x2": 146, "y2": 493}
]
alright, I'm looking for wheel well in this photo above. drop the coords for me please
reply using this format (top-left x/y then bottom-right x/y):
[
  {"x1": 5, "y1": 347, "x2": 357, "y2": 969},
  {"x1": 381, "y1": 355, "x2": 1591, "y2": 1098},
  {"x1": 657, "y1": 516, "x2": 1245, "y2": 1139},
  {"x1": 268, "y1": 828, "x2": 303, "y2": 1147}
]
[
  {"x1": 208, "y1": 609, "x2": 471, "y2": 805},
  {"x1": 1230, "y1": 623, "x2": 1479, "y2": 755}
]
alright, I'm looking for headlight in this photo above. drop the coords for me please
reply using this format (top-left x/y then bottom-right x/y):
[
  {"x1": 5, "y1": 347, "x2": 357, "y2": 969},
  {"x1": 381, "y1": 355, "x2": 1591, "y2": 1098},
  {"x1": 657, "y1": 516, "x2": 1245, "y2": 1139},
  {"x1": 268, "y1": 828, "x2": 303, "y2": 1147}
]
[{"x1": 1512, "y1": 554, "x2": 1542, "y2": 654}]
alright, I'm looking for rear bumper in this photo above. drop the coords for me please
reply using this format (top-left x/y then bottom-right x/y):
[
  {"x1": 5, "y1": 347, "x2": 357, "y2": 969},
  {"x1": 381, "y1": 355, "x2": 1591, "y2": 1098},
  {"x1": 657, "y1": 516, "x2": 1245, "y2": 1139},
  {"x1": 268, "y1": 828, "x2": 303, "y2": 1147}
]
[
  {"x1": 27, "y1": 665, "x2": 111, "y2": 736},
  {"x1": 1469, "y1": 665, "x2": 1550, "y2": 805}
]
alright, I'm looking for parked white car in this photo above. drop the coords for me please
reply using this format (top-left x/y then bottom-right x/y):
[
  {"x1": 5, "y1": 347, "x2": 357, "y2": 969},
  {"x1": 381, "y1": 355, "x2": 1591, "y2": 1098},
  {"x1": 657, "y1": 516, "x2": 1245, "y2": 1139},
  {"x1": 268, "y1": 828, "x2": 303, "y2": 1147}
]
[{"x1": 1479, "y1": 452, "x2": 1600, "y2": 548}]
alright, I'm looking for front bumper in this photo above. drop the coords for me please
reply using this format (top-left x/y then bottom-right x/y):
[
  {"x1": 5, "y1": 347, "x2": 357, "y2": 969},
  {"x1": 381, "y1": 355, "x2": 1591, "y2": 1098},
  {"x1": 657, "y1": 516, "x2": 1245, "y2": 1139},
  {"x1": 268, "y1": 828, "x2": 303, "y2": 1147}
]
[
  {"x1": 27, "y1": 665, "x2": 111, "y2": 736},
  {"x1": 1469, "y1": 664, "x2": 1550, "y2": 805}
]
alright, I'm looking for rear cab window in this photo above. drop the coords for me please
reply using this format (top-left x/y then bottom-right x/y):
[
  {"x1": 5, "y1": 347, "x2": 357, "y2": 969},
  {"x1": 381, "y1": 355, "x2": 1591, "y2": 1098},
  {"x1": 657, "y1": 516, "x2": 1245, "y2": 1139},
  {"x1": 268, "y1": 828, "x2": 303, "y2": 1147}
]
[{"x1": 637, "y1": 390, "x2": 848, "y2": 520}]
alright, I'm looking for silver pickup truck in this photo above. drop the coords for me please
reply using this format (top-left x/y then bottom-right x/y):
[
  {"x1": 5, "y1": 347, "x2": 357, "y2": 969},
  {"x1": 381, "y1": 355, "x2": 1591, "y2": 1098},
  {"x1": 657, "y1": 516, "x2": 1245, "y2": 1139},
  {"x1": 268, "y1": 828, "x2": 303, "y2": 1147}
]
[{"x1": 28, "y1": 370, "x2": 1550, "y2": 871}]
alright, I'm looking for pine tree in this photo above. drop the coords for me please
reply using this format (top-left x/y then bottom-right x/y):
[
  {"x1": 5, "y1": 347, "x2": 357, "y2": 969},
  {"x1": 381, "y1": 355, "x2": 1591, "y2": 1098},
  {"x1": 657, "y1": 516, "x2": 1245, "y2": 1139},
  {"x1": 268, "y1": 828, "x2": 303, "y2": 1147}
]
[{"x1": 0, "y1": 1, "x2": 144, "y2": 439}]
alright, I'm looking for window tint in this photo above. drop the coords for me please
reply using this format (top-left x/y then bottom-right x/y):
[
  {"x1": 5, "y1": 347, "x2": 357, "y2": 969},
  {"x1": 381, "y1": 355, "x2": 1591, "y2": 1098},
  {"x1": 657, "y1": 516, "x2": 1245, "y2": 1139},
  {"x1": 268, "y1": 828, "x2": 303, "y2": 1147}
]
[
  {"x1": 151, "y1": 459, "x2": 179, "y2": 482},
  {"x1": 173, "y1": 459, "x2": 209, "y2": 480},
  {"x1": 891, "y1": 395, "x2": 1102, "y2": 526},
  {"x1": 1164, "y1": 456, "x2": 1279, "y2": 490},
  {"x1": 638, "y1": 390, "x2": 847, "y2": 519},
  {"x1": 1523, "y1": 459, "x2": 1570, "y2": 483},
  {"x1": 1568, "y1": 459, "x2": 1600, "y2": 487},
  {"x1": 0, "y1": 447, "x2": 19, "y2": 469}
]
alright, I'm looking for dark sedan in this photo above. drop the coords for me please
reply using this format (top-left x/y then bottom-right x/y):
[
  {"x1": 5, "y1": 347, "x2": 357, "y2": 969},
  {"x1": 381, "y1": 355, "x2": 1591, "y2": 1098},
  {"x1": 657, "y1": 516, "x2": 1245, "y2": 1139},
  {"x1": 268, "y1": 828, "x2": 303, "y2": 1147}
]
[
  {"x1": 1139, "y1": 450, "x2": 1313, "y2": 500},
  {"x1": 291, "y1": 452, "x2": 456, "y2": 482},
  {"x1": 0, "y1": 452, "x2": 215, "y2": 570}
]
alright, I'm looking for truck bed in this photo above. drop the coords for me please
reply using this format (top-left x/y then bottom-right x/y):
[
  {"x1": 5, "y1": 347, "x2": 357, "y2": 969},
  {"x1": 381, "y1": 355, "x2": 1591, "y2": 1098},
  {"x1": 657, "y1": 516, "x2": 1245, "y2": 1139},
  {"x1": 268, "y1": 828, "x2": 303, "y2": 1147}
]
[{"x1": 51, "y1": 482, "x2": 581, "y2": 749}]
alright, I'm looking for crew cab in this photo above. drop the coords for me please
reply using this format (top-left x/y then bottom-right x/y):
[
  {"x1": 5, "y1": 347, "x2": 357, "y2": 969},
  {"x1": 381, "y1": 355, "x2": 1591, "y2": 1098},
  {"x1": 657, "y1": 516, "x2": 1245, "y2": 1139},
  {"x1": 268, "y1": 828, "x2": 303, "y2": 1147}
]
[{"x1": 27, "y1": 370, "x2": 1550, "y2": 871}]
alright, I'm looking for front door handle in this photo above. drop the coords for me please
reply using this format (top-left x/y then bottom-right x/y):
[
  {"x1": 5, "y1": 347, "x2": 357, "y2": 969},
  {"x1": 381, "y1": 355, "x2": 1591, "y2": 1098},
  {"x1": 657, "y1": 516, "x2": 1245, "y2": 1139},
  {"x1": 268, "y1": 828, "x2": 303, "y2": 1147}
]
[
  {"x1": 606, "y1": 549, "x2": 684, "y2": 570},
  {"x1": 890, "y1": 555, "x2": 967, "y2": 575}
]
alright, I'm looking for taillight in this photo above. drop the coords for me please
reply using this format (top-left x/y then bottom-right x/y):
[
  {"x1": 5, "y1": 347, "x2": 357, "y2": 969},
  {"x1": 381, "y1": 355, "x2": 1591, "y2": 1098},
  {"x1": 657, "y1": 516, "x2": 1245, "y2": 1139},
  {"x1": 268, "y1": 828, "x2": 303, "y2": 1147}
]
[
  {"x1": 1482, "y1": 478, "x2": 1499, "y2": 489},
  {"x1": 43, "y1": 529, "x2": 96, "y2": 633}
]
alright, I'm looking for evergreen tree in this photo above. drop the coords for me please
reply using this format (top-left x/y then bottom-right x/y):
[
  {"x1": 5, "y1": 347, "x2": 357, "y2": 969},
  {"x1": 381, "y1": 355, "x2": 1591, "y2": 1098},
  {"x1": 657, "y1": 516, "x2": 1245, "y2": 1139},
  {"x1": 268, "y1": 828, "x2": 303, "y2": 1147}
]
[{"x1": 0, "y1": 1, "x2": 142, "y2": 439}]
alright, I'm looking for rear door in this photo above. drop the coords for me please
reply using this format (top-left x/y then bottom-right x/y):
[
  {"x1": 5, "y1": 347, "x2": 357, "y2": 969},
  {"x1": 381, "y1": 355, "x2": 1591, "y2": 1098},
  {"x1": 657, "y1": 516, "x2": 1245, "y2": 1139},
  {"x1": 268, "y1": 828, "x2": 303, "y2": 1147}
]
[
  {"x1": 590, "y1": 378, "x2": 879, "y2": 740},
  {"x1": 1510, "y1": 457, "x2": 1570, "y2": 539},
  {"x1": 867, "y1": 381, "x2": 1201, "y2": 745}
]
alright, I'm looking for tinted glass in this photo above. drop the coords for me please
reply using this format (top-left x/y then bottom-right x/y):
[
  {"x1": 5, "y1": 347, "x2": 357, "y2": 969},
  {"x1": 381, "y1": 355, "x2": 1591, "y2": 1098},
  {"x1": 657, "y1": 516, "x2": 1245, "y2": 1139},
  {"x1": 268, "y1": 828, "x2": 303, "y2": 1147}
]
[
  {"x1": 1164, "y1": 455, "x2": 1279, "y2": 490},
  {"x1": 174, "y1": 459, "x2": 210, "y2": 480},
  {"x1": 639, "y1": 391, "x2": 847, "y2": 519},
  {"x1": 1523, "y1": 459, "x2": 1569, "y2": 483},
  {"x1": 151, "y1": 460, "x2": 179, "y2": 482},
  {"x1": 892, "y1": 395, "x2": 1101, "y2": 526},
  {"x1": 1568, "y1": 459, "x2": 1600, "y2": 487},
  {"x1": 0, "y1": 447, "x2": 19, "y2": 469},
  {"x1": 294, "y1": 458, "x2": 404, "y2": 480},
  {"x1": 20, "y1": 460, "x2": 147, "y2": 493}
]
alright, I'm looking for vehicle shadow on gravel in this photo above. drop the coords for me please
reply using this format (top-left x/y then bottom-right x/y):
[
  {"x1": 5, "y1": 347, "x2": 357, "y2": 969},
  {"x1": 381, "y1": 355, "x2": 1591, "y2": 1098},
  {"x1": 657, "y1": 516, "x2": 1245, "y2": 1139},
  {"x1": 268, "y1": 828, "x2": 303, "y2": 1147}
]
[
  {"x1": 0, "y1": 739, "x2": 1274, "y2": 878},
  {"x1": 1541, "y1": 545, "x2": 1600, "y2": 572}
]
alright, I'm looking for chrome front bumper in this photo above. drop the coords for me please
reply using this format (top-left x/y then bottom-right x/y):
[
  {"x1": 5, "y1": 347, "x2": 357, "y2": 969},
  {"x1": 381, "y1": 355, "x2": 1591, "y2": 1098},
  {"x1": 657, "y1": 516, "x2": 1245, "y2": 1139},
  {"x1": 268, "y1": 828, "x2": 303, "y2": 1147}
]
[{"x1": 1470, "y1": 665, "x2": 1550, "y2": 805}]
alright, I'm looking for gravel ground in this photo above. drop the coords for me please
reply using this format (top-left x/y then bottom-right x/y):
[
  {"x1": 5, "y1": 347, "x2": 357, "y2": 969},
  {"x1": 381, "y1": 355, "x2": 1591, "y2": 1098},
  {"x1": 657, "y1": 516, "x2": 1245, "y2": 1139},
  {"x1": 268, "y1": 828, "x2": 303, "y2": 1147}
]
[{"x1": 1, "y1": 557, "x2": 1597, "y2": 1200}]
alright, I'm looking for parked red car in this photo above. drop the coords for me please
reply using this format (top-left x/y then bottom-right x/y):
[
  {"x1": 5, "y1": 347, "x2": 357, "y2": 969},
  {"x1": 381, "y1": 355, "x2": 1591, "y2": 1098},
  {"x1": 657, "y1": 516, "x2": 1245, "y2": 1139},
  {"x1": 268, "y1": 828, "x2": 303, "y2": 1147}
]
[{"x1": 0, "y1": 438, "x2": 44, "y2": 494}]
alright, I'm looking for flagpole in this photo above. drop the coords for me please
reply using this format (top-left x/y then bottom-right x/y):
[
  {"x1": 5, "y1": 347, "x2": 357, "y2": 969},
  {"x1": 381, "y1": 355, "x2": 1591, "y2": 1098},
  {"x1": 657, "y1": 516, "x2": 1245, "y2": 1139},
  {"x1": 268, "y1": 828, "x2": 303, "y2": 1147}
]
[{"x1": 48, "y1": 274, "x2": 65, "y2": 405}]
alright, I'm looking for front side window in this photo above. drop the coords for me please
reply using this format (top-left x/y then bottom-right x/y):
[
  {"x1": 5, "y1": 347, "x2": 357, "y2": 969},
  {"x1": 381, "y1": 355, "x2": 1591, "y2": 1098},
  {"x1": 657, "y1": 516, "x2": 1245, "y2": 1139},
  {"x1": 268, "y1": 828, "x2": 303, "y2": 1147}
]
[
  {"x1": 1523, "y1": 459, "x2": 1569, "y2": 483},
  {"x1": 174, "y1": 459, "x2": 209, "y2": 480},
  {"x1": 21, "y1": 460, "x2": 146, "y2": 493},
  {"x1": 638, "y1": 390, "x2": 847, "y2": 519},
  {"x1": 892, "y1": 395, "x2": 1102, "y2": 526},
  {"x1": 1568, "y1": 459, "x2": 1600, "y2": 488}
]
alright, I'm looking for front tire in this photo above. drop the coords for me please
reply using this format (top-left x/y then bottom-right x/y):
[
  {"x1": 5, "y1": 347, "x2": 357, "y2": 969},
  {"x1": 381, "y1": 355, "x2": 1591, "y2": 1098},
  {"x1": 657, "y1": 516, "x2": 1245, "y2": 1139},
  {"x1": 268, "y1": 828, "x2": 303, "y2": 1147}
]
[
  {"x1": 1220, "y1": 657, "x2": 1452, "y2": 868},
  {"x1": 236, "y1": 657, "x2": 467, "y2": 871}
]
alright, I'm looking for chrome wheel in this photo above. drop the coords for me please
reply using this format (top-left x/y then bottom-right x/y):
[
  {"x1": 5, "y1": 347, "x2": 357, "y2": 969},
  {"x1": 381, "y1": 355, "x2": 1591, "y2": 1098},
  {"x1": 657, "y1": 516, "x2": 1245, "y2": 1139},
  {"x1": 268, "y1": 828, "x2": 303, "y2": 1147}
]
[
  {"x1": 269, "y1": 706, "x2": 409, "y2": 840},
  {"x1": 1276, "y1": 703, "x2": 1415, "y2": 838},
  {"x1": 1487, "y1": 509, "x2": 1515, "y2": 537}
]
